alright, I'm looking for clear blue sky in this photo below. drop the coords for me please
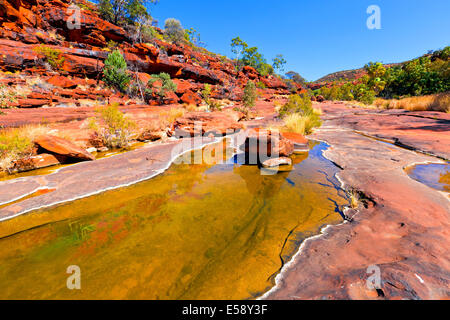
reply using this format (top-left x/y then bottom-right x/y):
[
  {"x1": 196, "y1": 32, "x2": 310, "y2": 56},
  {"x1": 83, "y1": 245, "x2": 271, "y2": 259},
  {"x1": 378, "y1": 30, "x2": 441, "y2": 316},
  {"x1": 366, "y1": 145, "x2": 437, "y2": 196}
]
[{"x1": 148, "y1": 0, "x2": 449, "y2": 81}]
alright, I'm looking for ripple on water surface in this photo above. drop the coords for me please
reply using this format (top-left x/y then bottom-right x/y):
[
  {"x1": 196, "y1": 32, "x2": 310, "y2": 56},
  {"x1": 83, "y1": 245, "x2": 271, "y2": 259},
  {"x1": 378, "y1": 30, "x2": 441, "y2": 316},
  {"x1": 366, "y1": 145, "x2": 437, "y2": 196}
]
[{"x1": 0, "y1": 140, "x2": 349, "y2": 300}]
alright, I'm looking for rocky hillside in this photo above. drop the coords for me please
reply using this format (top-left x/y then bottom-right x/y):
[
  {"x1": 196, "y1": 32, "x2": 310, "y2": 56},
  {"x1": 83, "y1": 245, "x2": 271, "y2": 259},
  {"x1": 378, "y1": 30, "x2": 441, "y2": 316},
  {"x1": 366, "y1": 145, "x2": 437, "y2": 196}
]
[
  {"x1": 0, "y1": 0, "x2": 298, "y2": 110},
  {"x1": 314, "y1": 63, "x2": 401, "y2": 84}
]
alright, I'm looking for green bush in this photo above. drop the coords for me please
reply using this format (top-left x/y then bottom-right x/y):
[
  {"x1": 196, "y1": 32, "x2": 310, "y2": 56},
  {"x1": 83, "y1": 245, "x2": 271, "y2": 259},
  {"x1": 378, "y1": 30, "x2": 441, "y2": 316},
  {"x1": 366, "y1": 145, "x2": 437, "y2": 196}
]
[
  {"x1": 92, "y1": 103, "x2": 137, "y2": 148},
  {"x1": 33, "y1": 45, "x2": 65, "y2": 71},
  {"x1": 103, "y1": 50, "x2": 131, "y2": 93},
  {"x1": 0, "y1": 128, "x2": 34, "y2": 173},
  {"x1": 279, "y1": 94, "x2": 322, "y2": 135},
  {"x1": 146, "y1": 73, "x2": 177, "y2": 101},
  {"x1": 279, "y1": 93, "x2": 312, "y2": 117},
  {"x1": 164, "y1": 18, "x2": 185, "y2": 44},
  {"x1": 256, "y1": 81, "x2": 266, "y2": 89},
  {"x1": 243, "y1": 81, "x2": 257, "y2": 108}
]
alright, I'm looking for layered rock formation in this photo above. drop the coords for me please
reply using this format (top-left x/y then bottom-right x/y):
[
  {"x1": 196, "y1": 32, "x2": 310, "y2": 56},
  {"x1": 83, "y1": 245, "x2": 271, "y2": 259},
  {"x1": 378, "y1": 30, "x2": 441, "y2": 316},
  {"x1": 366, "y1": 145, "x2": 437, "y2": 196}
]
[{"x1": 0, "y1": 0, "x2": 294, "y2": 108}]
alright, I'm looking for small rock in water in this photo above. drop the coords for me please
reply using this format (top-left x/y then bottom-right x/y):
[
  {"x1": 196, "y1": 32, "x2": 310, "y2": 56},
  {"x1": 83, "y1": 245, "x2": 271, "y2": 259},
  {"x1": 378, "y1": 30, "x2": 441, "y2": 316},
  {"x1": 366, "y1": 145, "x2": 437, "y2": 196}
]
[{"x1": 262, "y1": 157, "x2": 293, "y2": 168}]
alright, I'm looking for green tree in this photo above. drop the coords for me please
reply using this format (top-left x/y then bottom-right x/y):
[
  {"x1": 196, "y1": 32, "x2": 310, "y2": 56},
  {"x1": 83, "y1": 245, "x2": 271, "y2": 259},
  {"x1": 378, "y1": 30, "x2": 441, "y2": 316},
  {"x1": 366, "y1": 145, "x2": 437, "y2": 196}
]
[
  {"x1": 97, "y1": 0, "x2": 158, "y2": 26},
  {"x1": 285, "y1": 71, "x2": 307, "y2": 86},
  {"x1": 272, "y1": 54, "x2": 287, "y2": 73},
  {"x1": 230, "y1": 37, "x2": 277, "y2": 76},
  {"x1": 103, "y1": 50, "x2": 131, "y2": 92},
  {"x1": 164, "y1": 18, "x2": 185, "y2": 44},
  {"x1": 184, "y1": 27, "x2": 204, "y2": 47},
  {"x1": 364, "y1": 62, "x2": 387, "y2": 94}
]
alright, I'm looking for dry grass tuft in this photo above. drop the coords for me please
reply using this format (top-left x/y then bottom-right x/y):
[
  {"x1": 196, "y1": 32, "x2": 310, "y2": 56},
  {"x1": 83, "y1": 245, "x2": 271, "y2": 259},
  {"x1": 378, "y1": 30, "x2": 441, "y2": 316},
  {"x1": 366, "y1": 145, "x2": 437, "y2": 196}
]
[
  {"x1": 373, "y1": 92, "x2": 449, "y2": 112},
  {"x1": 348, "y1": 190, "x2": 361, "y2": 209},
  {"x1": 283, "y1": 113, "x2": 319, "y2": 136},
  {"x1": 159, "y1": 107, "x2": 186, "y2": 126},
  {"x1": 0, "y1": 125, "x2": 50, "y2": 172}
]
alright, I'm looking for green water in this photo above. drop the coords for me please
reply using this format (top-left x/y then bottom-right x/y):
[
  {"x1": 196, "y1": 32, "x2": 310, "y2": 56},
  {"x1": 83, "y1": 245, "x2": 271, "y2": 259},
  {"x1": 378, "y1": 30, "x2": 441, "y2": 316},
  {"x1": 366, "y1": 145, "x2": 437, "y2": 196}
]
[{"x1": 0, "y1": 140, "x2": 349, "y2": 300}]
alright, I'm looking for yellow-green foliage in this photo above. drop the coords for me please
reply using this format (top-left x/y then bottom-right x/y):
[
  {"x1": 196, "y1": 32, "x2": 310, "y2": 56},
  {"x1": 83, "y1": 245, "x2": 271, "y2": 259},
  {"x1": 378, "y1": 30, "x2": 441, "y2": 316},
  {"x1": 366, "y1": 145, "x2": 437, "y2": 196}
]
[
  {"x1": 33, "y1": 45, "x2": 65, "y2": 70},
  {"x1": 0, "y1": 127, "x2": 36, "y2": 172},
  {"x1": 158, "y1": 107, "x2": 186, "y2": 126},
  {"x1": 243, "y1": 80, "x2": 257, "y2": 108},
  {"x1": 93, "y1": 104, "x2": 137, "y2": 148},
  {"x1": 202, "y1": 84, "x2": 212, "y2": 104},
  {"x1": 279, "y1": 93, "x2": 312, "y2": 117},
  {"x1": 280, "y1": 94, "x2": 322, "y2": 135},
  {"x1": 283, "y1": 113, "x2": 320, "y2": 136}
]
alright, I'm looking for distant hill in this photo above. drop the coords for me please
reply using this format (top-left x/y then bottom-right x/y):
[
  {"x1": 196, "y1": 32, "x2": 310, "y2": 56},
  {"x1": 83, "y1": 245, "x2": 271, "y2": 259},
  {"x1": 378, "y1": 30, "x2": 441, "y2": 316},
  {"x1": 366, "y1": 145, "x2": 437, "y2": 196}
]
[{"x1": 314, "y1": 63, "x2": 402, "y2": 83}]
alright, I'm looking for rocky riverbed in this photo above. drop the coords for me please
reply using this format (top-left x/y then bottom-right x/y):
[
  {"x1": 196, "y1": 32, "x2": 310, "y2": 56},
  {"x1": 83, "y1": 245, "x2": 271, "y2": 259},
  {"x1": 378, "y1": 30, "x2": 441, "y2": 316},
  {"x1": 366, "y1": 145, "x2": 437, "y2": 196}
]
[
  {"x1": 0, "y1": 100, "x2": 449, "y2": 300},
  {"x1": 263, "y1": 102, "x2": 450, "y2": 300}
]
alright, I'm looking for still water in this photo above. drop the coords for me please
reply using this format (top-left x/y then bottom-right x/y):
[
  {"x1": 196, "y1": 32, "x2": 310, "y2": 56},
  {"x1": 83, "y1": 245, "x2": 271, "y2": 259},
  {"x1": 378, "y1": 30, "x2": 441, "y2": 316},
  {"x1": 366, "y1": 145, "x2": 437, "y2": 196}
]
[{"x1": 0, "y1": 140, "x2": 349, "y2": 299}]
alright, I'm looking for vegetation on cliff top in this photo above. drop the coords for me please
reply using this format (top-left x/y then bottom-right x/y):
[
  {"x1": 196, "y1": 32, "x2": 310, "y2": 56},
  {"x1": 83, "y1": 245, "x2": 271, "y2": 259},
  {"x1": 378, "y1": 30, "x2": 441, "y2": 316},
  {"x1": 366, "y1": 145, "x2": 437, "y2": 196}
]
[{"x1": 314, "y1": 46, "x2": 450, "y2": 108}]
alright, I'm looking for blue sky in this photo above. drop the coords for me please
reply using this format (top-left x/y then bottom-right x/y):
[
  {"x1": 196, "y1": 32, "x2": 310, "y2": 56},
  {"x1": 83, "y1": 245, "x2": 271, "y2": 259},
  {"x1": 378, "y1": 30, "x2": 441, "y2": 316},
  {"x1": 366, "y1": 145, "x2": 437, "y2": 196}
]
[{"x1": 149, "y1": 0, "x2": 449, "y2": 81}]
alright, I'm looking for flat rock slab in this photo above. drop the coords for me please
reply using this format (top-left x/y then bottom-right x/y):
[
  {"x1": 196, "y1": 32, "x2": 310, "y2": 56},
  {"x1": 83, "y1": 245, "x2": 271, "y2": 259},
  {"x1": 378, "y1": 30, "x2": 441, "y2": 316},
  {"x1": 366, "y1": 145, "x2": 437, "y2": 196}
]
[
  {"x1": 319, "y1": 102, "x2": 450, "y2": 160},
  {"x1": 264, "y1": 128, "x2": 450, "y2": 300},
  {"x1": 0, "y1": 137, "x2": 216, "y2": 221}
]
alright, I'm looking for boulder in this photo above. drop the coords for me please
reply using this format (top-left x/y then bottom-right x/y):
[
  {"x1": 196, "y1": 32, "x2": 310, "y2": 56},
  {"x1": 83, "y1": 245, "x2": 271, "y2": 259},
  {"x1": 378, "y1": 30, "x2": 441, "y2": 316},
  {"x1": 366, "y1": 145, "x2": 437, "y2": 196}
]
[
  {"x1": 137, "y1": 131, "x2": 166, "y2": 142},
  {"x1": 281, "y1": 132, "x2": 309, "y2": 151},
  {"x1": 35, "y1": 135, "x2": 95, "y2": 161},
  {"x1": 47, "y1": 75, "x2": 77, "y2": 89},
  {"x1": 16, "y1": 98, "x2": 51, "y2": 108},
  {"x1": 180, "y1": 90, "x2": 202, "y2": 106},
  {"x1": 241, "y1": 129, "x2": 294, "y2": 164},
  {"x1": 242, "y1": 66, "x2": 259, "y2": 80},
  {"x1": 262, "y1": 157, "x2": 293, "y2": 168},
  {"x1": 12, "y1": 153, "x2": 63, "y2": 173},
  {"x1": 316, "y1": 95, "x2": 325, "y2": 102}
]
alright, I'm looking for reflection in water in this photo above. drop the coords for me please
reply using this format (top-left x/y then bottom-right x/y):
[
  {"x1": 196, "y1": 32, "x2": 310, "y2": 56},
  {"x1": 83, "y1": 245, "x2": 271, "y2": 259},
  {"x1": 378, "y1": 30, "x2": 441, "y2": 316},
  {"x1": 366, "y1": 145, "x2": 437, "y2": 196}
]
[
  {"x1": 0, "y1": 140, "x2": 349, "y2": 300},
  {"x1": 406, "y1": 163, "x2": 450, "y2": 192}
]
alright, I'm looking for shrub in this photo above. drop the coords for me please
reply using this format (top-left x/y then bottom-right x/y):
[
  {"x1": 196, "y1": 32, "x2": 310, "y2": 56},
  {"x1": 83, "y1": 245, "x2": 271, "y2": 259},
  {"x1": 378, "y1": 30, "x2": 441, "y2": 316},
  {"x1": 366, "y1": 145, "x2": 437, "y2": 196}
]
[
  {"x1": 256, "y1": 81, "x2": 266, "y2": 89},
  {"x1": 103, "y1": 50, "x2": 131, "y2": 92},
  {"x1": 202, "y1": 84, "x2": 212, "y2": 104},
  {"x1": 0, "y1": 125, "x2": 50, "y2": 173},
  {"x1": 91, "y1": 104, "x2": 137, "y2": 148},
  {"x1": 158, "y1": 108, "x2": 186, "y2": 127},
  {"x1": 279, "y1": 94, "x2": 322, "y2": 135},
  {"x1": 141, "y1": 26, "x2": 164, "y2": 42},
  {"x1": 146, "y1": 73, "x2": 177, "y2": 102},
  {"x1": 201, "y1": 84, "x2": 222, "y2": 111},
  {"x1": 164, "y1": 18, "x2": 185, "y2": 44},
  {"x1": 233, "y1": 81, "x2": 257, "y2": 119},
  {"x1": 283, "y1": 113, "x2": 320, "y2": 136},
  {"x1": 33, "y1": 45, "x2": 65, "y2": 71},
  {"x1": 243, "y1": 80, "x2": 257, "y2": 108},
  {"x1": 279, "y1": 93, "x2": 312, "y2": 117}
]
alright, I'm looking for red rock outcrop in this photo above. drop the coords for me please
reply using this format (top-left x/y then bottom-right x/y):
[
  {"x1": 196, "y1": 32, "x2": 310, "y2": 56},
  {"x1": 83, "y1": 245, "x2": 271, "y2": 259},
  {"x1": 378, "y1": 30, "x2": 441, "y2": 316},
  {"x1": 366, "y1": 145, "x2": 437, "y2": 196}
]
[
  {"x1": 174, "y1": 111, "x2": 244, "y2": 137},
  {"x1": 12, "y1": 153, "x2": 63, "y2": 173},
  {"x1": 34, "y1": 135, "x2": 95, "y2": 161},
  {"x1": 0, "y1": 0, "x2": 295, "y2": 107},
  {"x1": 241, "y1": 128, "x2": 295, "y2": 163}
]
